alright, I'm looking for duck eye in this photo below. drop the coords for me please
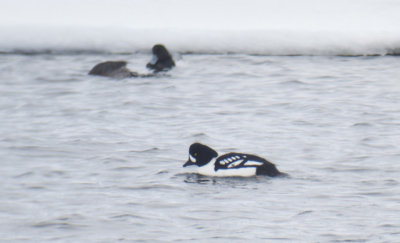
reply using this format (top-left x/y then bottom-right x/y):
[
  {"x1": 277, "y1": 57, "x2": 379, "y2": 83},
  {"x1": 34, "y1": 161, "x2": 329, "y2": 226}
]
[{"x1": 194, "y1": 153, "x2": 198, "y2": 157}]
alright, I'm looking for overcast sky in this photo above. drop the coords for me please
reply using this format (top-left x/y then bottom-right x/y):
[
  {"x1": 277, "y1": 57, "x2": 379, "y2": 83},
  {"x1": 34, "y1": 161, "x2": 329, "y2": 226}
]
[{"x1": 1, "y1": 0, "x2": 399, "y2": 31}]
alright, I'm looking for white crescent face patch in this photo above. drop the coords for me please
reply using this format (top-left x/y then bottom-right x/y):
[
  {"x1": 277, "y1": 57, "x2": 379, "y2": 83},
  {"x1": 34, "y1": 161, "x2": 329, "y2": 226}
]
[
  {"x1": 189, "y1": 154, "x2": 197, "y2": 163},
  {"x1": 149, "y1": 54, "x2": 157, "y2": 65}
]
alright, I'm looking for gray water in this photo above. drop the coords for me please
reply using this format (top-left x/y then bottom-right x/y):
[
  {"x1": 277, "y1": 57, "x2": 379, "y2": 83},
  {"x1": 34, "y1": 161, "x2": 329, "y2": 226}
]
[{"x1": 0, "y1": 54, "x2": 400, "y2": 242}]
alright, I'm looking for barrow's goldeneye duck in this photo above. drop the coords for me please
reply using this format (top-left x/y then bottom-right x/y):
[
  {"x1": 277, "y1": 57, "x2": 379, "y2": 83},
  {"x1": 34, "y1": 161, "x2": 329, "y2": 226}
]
[
  {"x1": 183, "y1": 143, "x2": 284, "y2": 177},
  {"x1": 146, "y1": 44, "x2": 175, "y2": 73}
]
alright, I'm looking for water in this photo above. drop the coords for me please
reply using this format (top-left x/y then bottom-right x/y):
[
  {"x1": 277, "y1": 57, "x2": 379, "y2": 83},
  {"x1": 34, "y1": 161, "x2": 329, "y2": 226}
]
[
  {"x1": 2, "y1": 0, "x2": 400, "y2": 241},
  {"x1": 0, "y1": 53, "x2": 400, "y2": 242}
]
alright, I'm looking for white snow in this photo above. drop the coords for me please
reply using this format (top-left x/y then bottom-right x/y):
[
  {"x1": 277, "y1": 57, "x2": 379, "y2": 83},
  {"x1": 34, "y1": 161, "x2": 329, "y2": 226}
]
[{"x1": 1, "y1": 0, "x2": 399, "y2": 55}]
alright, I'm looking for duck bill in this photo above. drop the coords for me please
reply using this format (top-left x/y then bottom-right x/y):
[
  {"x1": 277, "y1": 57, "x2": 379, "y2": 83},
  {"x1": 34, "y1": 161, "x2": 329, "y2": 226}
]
[{"x1": 183, "y1": 160, "x2": 195, "y2": 167}]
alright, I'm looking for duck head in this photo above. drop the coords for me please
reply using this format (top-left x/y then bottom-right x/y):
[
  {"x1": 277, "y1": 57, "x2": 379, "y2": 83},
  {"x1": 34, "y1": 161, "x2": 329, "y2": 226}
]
[
  {"x1": 183, "y1": 143, "x2": 218, "y2": 167},
  {"x1": 147, "y1": 44, "x2": 175, "y2": 72}
]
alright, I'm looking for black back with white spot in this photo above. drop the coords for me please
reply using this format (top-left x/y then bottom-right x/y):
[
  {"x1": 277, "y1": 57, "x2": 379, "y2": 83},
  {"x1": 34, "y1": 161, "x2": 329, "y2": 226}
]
[{"x1": 215, "y1": 153, "x2": 282, "y2": 177}]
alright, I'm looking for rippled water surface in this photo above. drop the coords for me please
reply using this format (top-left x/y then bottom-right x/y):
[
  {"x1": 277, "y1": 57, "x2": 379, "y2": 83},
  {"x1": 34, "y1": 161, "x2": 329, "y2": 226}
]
[{"x1": 1, "y1": 54, "x2": 400, "y2": 242}]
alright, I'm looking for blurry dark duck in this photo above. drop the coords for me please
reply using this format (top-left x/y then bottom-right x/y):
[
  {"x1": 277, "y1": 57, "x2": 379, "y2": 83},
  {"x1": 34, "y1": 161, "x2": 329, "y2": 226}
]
[
  {"x1": 88, "y1": 61, "x2": 139, "y2": 78},
  {"x1": 146, "y1": 44, "x2": 175, "y2": 73},
  {"x1": 89, "y1": 44, "x2": 175, "y2": 78}
]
